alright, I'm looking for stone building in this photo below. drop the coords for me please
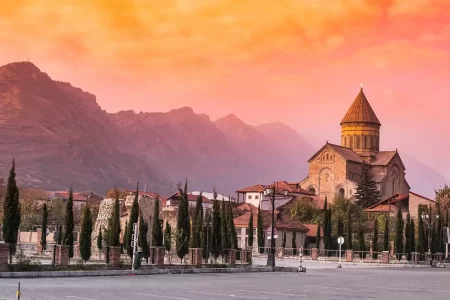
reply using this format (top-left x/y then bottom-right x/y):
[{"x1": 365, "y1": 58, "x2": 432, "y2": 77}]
[{"x1": 300, "y1": 87, "x2": 410, "y2": 202}]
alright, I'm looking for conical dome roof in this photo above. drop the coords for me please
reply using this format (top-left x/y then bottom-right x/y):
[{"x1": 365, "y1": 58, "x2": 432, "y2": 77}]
[{"x1": 340, "y1": 88, "x2": 380, "y2": 125}]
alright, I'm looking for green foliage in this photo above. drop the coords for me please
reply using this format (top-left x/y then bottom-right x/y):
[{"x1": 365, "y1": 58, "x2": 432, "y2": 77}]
[
  {"x1": 372, "y1": 217, "x2": 378, "y2": 259},
  {"x1": 201, "y1": 211, "x2": 211, "y2": 260},
  {"x1": 357, "y1": 225, "x2": 366, "y2": 252},
  {"x1": 152, "y1": 197, "x2": 163, "y2": 247},
  {"x1": 281, "y1": 231, "x2": 286, "y2": 248},
  {"x1": 316, "y1": 225, "x2": 320, "y2": 249},
  {"x1": 289, "y1": 197, "x2": 320, "y2": 223},
  {"x1": 383, "y1": 216, "x2": 389, "y2": 251},
  {"x1": 257, "y1": 204, "x2": 264, "y2": 254},
  {"x1": 126, "y1": 182, "x2": 140, "y2": 258},
  {"x1": 248, "y1": 210, "x2": 254, "y2": 247},
  {"x1": 164, "y1": 221, "x2": 172, "y2": 253},
  {"x1": 176, "y1": 180, "x2": 190, "y2": 260},
  {"x1": 79, "y1": 204, "x2": 93, "y2": 262},
  {"x1": 190, "y1": 193, "x2": 203, "y2": 248},
  {"x1": 220, "y1": 200, "x2": 230, "y2": 256},
  {"x1": 322, "y1": 197, "x2": 332, "y2": 251},
  {"x1": 97, "y1": 227, "x2": 103, "y2": 251},
  {"x1": 435, "y1": 184, "x2": 450, "y2": 206},
  {"x1": 292, "y1": 230, "x2": 297, "y2": 255},
  {"x1": 57, "y1": 224, "x2": 63, "y2": 245},
  {"x1": 337, "y1": 214, "x2": 344, "y2": 239},
  {"x1": 211, "y1": 190, "x2": 222, "y2": 259},
  {"x1": 354, "y1": 163, "x2": 381, "y2": 208},
  {"x1": 41, "y1": 203, "x2": 48, "y2": 253},
  {"x1": 404, "y1": 212, "x2": 412, "y2": 260},
  {"x1": 2, "y1": 159, "x2": 21, "y2": 258},
  {"x1": 108, "y1": 196, "x2": 121, "y2": 247},
  {"x1": 63, "y1": 186, "x2": 74, "y2": 259},
  {"x1": 122, "y1": 220, "x2": 128, "y2": 252},
  {"x1": 138, "y1": 214, "x2": 149, "y2": 262},
  {"x1": 346, "y1": 207, "x2": 352, "y2": 250},
  {"x1": 418, "y1": 214, "x2": 426, "y2": 254},
  {"x1": 228, "y1": 200, "x2": 238, "y2": 249},
  {"x1": 411, "y1": 219, "x2": 415, "y2": 253},
  {"x1": 394, "y1": 208, "x2": 404, "y2": 259}
]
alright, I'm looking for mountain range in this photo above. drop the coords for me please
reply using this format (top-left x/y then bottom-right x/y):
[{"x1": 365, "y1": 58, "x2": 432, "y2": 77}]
[{"x1": 0, "y1": 62, "x2": 445, "y2": 198}]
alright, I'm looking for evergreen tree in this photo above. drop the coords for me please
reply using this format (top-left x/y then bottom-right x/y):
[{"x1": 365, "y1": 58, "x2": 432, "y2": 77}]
[
  {"x1": 292, "y1": 230, "x2": 297, "y2": 255},
  {"x1": 418, "y1": 214, "x2": 426, "y2": 254},
  {"x1": 248, "y1": 210, "x2": 254, "y2": 248},
  {"x1": 445, "y1": 209, "x2": 449, "y2": 227},
  {"x1": 195, "y1": 204, "x2": 204, "y2": 249},
  {"x1": 281, "y1": 231, "x2": 286, "y2": 248},
  {"x1": 436, "y1": 204, "x2": 443, "y2": 253},
  {"x1": 257, "y1": 204, "x2": 264, "y2": 254},
  {"x1": 176, "y1": 180, "x2": 190, "y2": 261},
  {"x1": 404, "y1": 213, "x2": 412, "y2": 260},
  {"x1": 220, "y1": 200, "x2": 230, "y2": 259},
  {"x1": 411, "y1": 219, "x2": 415, "y2": 253},
  {"x1": 57, "y1": 224, "x2": 63, "y2": 245},
  {"x1": 394, "y1": 208, "x2": 404, "y2": 259},
  {"x1": 152, "y1": 197, "x2": 163, "y2": 247},
  {"x1": 372, "y1": 217, "x2": 378, "y2": 259},
  {"x1": 201, "y1": 211, "x2": 211, "y2": 261},
  {"x1": 211, "y1": 189, "x2": 222, "y2": 260},
  {"x1": 316, "y1": 225, "x2": 321, "y2": 249},
  {"x1": 138, "y1": 214, "x2": 149, "y2": 262},
  {"x1": 123, "y1": 220, "x2": 128, "y2": 252},
  {"x1": 337, "y1": 214, "x2": 344, "y2": 239},
  {"x1": 108, "y1": 195, "x2": 121, "y2": 247},
  {"x1": 383, "y1": 216, "x2": 389, "y2": 251},
  {"x1": 63, "y1": 186, "x2": 74, "y2": 259},
  {"x1": 354, "y1": 163, "x2": 381, "y2": 208},
  {"x1": 191, "y1": 193, "x2": 203, "y2": 248},
  {"x1": 97, "y1": 227, "x2": 103, "y2": 255},
  {"x1": 2, "y1": 159, "x2": 21, "y2": 262},
  {"x1": 228, "y1": 200, "x2": 238, "y2": 249},
  {"x1": 327, "y1": 208, "x2": 332, "y2": 253},
  {"x1": 164, "y1": 221, "x2": 172, "y2": 253},
  {"x1": 346, "y1": 207, "x2": 352, "y2": 250},
  {"x1": 358, "y1": 225, "x2": 366, "y2": 254},
  {"x1": 80, "y1": 204, "x2": 93, "y2": 262},
  {"x1": 41, "y1": 203, "x2": 48, "y2": 253},
  {"x1": 126, "y1": 182, "x2": 140, "y2": 258},
  {"x1": 323, "y1": 197, "x2": 329, "y2": 250}
]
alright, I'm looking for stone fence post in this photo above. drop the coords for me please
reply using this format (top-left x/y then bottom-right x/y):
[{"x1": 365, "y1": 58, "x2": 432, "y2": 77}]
[
  {"x1": 108, "y1": 246, "x2": 121, "y2": 268},
  {"x1": 345, "y1": 250, "x2": 353, "y2": 262},
  {"x1": 311, "y1": 248, "x2": 319, "y2": 260},
  {"x1": 0, "y1": 243, "x2": 9, "y2": 271},
  {"x1": 189, "y1": 248, "x2": 202, "y2": 267},
  {"x1": 36, "y1": 229, "x2": 43, "y2": 254},
  {"x1": 382, "y1": 251, "x2": 390, "y2": 264},
  {"x1": 154, "y1": 247, "x2": 165, "y2": 267},
  {"x1": 56, "y1": 245, "x2": 69, "y2": 268},
  {"x1": 227, "y1": 249, "x2": 236, "y2": 266}
]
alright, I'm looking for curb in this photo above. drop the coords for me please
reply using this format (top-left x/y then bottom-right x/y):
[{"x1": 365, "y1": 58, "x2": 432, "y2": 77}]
[{"x1": 0, "y1": 266, "x2": 298, "y2": 278}]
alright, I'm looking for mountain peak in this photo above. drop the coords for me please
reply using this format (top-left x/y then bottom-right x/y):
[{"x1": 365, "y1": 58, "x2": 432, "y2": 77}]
[
  {"x1": 215, "y1": 113, "x2": 246, "y2": 127},
  {"x1": 0, "y1": 61, "x2": 50, "y2": 82}
]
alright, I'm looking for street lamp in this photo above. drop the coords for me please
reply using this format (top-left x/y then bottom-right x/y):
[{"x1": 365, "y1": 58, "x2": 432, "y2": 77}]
[
  {"x1": 264, "y1": 182, "x2": 288, "y2": 268},
  {"x1": 421, "y1": 213, "x2": 439, "y2": 266}
]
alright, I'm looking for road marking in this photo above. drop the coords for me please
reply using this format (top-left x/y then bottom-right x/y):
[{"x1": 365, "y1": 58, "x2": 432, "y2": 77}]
[
  {"x1": 65, "y1": 296, "x2": 98, "y2": 300},
  {"x1": 135, "y1": 293, "x2": 192, "y2": 300},
  {"x1": 188, "y1": 291, "x2": 267, "y2": 299},
  {"x1": 235, "y1": 289, "x2": 307, "y2": 297}
]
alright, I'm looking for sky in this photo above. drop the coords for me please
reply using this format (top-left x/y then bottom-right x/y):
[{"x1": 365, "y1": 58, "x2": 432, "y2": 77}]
[{"x1": 1, "y1": 0, "x2": 449, "y2": 182}]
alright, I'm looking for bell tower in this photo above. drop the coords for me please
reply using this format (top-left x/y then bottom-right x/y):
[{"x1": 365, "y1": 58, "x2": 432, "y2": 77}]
[{"x1": 340, "y1": 85, "x2": 381, "y2": 158}]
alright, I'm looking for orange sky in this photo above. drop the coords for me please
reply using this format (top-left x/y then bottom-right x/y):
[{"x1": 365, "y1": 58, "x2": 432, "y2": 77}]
[{"x1": 1, "y1": 0, "x2": 450, "y2": 182}]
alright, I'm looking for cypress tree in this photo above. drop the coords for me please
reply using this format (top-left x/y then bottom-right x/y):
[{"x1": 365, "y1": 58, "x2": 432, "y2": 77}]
[
  {"x1": 97, "y1": 227, "x2": 103, "y2": 258},
  {"x1": 108, "y1": 196, "x2": 121, "y2": 247},
  {"x1": 63, "y1": 186, "x2": 74, "y2": 259},
  {"x1": 228, "y1": 200, "x2": 238, "y2": 249},
  {"x1": 436, "y1": 204, "x2": 443, "y2": 253},
  {"x1": 347, "y1": 207, "x2": 352, "y2": 250},
  {"x1": 327, "y1": 208, "x2": 332, "y2": 252},
  {"x1": 57, "y1": 224, "x2": 63, "y2": 245},
  {"x1": 404, "y1": 212, "x2": 412, "y2": 260},
  {"x1": 80, "y1": 204, "x2": 93, "y2": 262},
  {"x1": 418, "y1": 214, "x2": 426, "y2": 253},
  {"x1": 41, "y1": 203, "x2": 48, "y2": 253},
  {"x1": 411, "y1": 218, "x2": 415, "y2": 253},
  {"x1": 281, "y1": 231, "x2": 286, "y2": 248},
  {"x1": 355, "y1": 163, "x2": 381, "y2": 208},
  {"x1": 195, "y1": 204, "x2": 204, "y2": 249},
  {"x1": 248, "y1": 210, "x2": 254, "y2": 248},
  {"x1": 383, "y1": 216, "x2": 389, "y2": 251},
  {"x1": 257, "y1": 204, "x2": 264, "y2": 254},
  {"x1": 211, "y1": 190, "x2": 221, "y2": 260},
  {"x1": 394, "y1": 208, "x2": 404, "y2": 259},
  {"x1": 372, "y1": 217, "x2": 378, "y2": 259},
  {"x1": 220, "y1": 200, "x2": 230, "y2": 259},
  {"x1": 191, "y1": 193, "x2": 203, "y2": 248},
  {"x1": 176, "y1": 180, "x2": 190, "y2": 261},
  {"x1": 323, "y1": 197, "x2": 329, "y2": 250},
  {"x1": 201, "y1": 211, "x2": 210, "y2": 261},
  {"x1": 126, "y1": 182, "x2": 140, "y2": 258},
  {"x1": 316, "y1": 225, "x2": 321, "y2": 249},
  {"x1": 123, "y1": 220, "x2": 128, "y2": 252},
  {"x1": 358, "y1": 225, "x2": 366, "y2": 255},
  {"x1": 1, "y1": 159, "x2": 21, "y2": 262},
  {"x1": 138, "y1": 214, "x2": 149, "y2": 262},
  {"x1": 152, "y1": 197, "x2": 163, "y2": 247},
  {"x1": 164, "y1": 221, "x2": 172, "y2": 254},
  {"x1": 337, "y1": 215, "x2": 344, "y2": 239},
  {"x1": 292, "y1": 230, "x2": 297, "y2": 255}
]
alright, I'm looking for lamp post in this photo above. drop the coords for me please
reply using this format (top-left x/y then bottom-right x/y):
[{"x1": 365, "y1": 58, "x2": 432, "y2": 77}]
[
  {"x1": 421, "y1": 213, "x2": 439, "y2": 266},
  {"x1": 264, "y1": 182, "x2": 288, "y2": 267}
]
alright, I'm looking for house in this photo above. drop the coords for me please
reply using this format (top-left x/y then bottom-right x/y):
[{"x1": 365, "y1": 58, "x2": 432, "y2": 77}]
[
  {"x1": 365, "y1": 191, "x2": 435, "y2": 219},
  {"x1": 233, "y1": 203, "x2": 309, "y2": 253},
  {"x1": 166, "y1": 192, "x2": 212, "y2": 210},
  {"x1": 190, "y1": 191, "x2": 233, "y2": 202},
  {"x1": 303, "y1": 224, "x2": 324, "y2": 251},
  {"x1": 47, "y1": 190, "x2": 103, "y2": 211},
  {"x1": 236, "y1": 181, "x2": 316, "y2": 209}
]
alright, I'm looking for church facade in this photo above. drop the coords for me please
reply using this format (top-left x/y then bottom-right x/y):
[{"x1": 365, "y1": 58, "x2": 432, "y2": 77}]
[{"x1": 300, "y1": 87, "x2": 410, "y2": 201}]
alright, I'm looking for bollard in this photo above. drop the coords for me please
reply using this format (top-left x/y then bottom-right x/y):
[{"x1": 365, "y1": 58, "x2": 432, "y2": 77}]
[{"x1": 16, "y1": 282, "x2": 21, "y2": 300}]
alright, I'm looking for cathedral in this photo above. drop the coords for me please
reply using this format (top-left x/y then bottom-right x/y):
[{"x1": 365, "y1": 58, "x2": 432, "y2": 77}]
[{"x1": 300, "y1": 87, "x2": 410, "y2": 202}]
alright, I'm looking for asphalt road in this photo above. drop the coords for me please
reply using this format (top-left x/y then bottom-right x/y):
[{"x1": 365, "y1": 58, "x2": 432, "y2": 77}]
[{"x1": 1, "y1": 267, "x2": 450, "y2": 300}]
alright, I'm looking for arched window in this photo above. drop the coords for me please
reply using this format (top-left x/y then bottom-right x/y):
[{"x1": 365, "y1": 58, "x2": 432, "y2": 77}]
[{"x1": 309, "y1": 188, "x2": 316, "y2": 195}]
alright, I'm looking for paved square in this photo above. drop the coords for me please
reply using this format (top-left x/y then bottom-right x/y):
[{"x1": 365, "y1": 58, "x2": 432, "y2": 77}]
[{"x1": 1, "y1": 267, "x2": 449, "y2": 299}]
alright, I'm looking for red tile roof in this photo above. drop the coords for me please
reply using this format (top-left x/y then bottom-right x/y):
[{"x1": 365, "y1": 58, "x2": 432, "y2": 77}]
[
  {"x1": 365, "y1": 204, "x2": 394, "y2": 213},
  {"x1": 366, "y1": 193, "x2": 409, "y2": 210},
  {"x1": 365, "y1": 191, "x2": 435, "y2": 213},
  {"x1": 236, "y1": 184, "x2": 265, "y2": 193},
  {"x1": 371, "y1": 151, "x2": 397, "y2": 166},
  {"x1": 304, "y1": 224, "x2": 323, "y2": 237},
  {"x1": 409, "y1": 191, "x2": 435, "y2": 202},
  {"x1": 233, "y1": 209, "x2": 309, "y2": 232}
]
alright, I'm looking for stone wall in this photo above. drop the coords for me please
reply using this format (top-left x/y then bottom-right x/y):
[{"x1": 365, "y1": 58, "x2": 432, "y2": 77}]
[
  {"x1": 91, "y1": 198, "x2": 116, "y2": 254},
  {"x1": 124, "y1": 195, "x2": 158, "y2": 248}
]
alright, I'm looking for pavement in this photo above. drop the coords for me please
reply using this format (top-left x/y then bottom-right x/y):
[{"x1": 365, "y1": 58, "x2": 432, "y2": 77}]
[{"x1": 1, "y1": 267, "x2": 450, "y2": 300}]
